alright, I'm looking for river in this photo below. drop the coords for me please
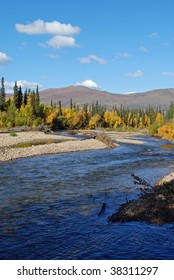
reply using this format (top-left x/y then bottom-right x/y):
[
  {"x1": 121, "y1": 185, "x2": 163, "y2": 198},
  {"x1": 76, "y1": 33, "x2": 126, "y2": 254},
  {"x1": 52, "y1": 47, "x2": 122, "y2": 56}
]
[{"x1": 0, "y1": 133, "x2": 174, "y2": 259}]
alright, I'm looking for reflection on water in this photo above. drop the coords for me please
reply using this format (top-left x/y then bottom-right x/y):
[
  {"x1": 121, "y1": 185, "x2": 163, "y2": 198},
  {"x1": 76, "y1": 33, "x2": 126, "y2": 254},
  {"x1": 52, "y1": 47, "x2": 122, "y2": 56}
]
[
  {"x1": 161, "y1": 143, "x2": 174, "y2": 150},
  {"x1": 0, "y1": 134, "x2": 174, "y2": 259}
]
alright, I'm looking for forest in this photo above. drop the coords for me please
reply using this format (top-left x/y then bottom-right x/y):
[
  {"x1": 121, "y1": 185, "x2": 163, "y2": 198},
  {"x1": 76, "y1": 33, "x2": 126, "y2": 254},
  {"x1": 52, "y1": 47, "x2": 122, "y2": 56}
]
[{"x1": 0, "y1": 77, "x2": 174, "y2": 141}]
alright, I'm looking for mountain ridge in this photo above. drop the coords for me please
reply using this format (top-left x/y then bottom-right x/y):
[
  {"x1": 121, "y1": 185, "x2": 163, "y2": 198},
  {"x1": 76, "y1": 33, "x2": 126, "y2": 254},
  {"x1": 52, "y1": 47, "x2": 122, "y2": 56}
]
[{"x1": 39, "y1": 85, "x2": 174, "y2": 109}]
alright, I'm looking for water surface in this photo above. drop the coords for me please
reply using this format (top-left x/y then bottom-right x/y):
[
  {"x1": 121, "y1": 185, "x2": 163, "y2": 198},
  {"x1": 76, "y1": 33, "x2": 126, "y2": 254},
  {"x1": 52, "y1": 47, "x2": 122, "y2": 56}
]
[{"x1": 0, "y1": 134, "x2": 174, "y2": 259}]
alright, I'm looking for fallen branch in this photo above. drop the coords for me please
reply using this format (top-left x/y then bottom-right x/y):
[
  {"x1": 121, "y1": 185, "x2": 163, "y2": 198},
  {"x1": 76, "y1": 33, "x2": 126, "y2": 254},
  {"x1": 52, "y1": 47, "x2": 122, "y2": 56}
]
[{"x1": 98, "y1": 202, "x2": 106, "y2": 216}]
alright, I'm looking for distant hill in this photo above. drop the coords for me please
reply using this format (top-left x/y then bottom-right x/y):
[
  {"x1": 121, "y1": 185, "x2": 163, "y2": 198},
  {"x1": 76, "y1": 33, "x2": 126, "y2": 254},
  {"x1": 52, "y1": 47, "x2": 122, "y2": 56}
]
[{"x1": 39, "y1": 86, "x2": 174, "y2": 110}]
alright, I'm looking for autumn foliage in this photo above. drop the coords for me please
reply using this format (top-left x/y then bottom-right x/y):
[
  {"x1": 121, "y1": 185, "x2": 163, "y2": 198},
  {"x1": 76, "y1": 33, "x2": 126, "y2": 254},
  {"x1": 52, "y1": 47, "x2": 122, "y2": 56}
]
[{"x1": 1, "y1": 77, "x2": 174, "y2": 141}]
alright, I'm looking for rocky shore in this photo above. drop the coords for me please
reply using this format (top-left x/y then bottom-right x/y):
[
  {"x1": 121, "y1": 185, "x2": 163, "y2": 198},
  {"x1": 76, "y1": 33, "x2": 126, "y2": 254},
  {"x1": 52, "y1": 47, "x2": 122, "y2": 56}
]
[
  {"x1": 109, "y1": 172, "x2": 174, "y2": 225},
  {"x1": 0, "y1": 130, "x2": 112, "y2": 162}
]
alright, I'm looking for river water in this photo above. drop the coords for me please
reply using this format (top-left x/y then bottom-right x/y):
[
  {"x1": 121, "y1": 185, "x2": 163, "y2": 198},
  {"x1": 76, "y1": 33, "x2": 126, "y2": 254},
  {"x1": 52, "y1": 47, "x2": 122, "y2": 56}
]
[{"x1": 0, "y1": 134, "x2": 174, "y2": 259}]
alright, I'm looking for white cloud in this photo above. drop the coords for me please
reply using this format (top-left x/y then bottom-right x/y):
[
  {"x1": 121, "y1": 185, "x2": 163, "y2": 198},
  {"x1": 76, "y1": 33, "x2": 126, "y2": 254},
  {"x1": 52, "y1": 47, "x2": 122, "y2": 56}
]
[
  {"x1": 139, "y1": 46, "x2": 148, "y2": 52},
  {"x1": 127, "y1": 70, "x2": 144, "y2": 78},
  {"x1": 17, "y1": 80, "x2": 42, "y2": 89},
  {"x1": 46, "y1": 35, "x2": 78, "y2": 48},
  {"x1": 15, "y1": 19, "x2": 80, "y2": 35},
  {"x1": 0, "y1": 51, "x2": 12, "y2": 65},
  {"x1": 48, "y1": 54, "x2": 59, "y2": 59},
  {"x1": 80, "y1": 55, "x2": 106, "y2": 64},
  {"x1": 16, "y1": 19, "x2": 81, "y2": 49},
  {"x1": 76, "y1": 79, "x2": 101, "y2": 89},
  {"x1": 122, "y1": 91, "x2": 137, "y2": 95},
  {"x1": 149, "y1": 32, "x2": 159, "y2": 39},
  {"x1": 160, "y1": 72, "x2": 174, "y2": 76},
  {"x1": 117, "y1": 52, "x2": 131, "y2": 58},
  {"x1": 5, "y1": 80, "x2": 42, "y2": 93}
]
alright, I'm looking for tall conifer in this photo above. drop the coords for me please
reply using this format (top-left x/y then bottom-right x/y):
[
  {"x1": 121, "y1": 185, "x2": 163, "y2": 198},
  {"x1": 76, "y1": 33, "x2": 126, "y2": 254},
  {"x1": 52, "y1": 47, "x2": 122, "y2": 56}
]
[
  {"x1": 0, "y1": 77, "x2": 6, "y2": 111},
  {"x1": 13, "y1": 81, "x2": 19, "y2": 109},
  {"x1": 35, "y1": 85, "x2": 40, "y2": 116}
]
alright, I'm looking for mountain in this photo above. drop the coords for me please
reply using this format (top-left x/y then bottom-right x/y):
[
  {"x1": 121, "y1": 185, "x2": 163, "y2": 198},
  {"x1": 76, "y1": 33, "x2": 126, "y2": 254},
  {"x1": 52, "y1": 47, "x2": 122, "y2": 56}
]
[{"x1": 39, "y1": 86, "x2": 174, "y2": 110}]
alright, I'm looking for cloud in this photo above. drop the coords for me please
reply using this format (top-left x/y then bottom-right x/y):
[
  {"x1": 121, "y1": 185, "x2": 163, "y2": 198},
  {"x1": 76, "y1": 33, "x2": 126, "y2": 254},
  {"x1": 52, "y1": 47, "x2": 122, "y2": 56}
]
[
  {"x1": 5, "y1": 80, "x2": 42, "y2": 92},
  {"x1": 46, "y1": 35, "x2": 78, "y2": 48},
  {"x1": 0, "y1": 51, "x2": 12, "y2": 65},
  {"x1": 76, "y1": 79, "x2": 101, "y2": 89},
  {"x1": 139, "y1": 46, "x2": 148, "y2": 52},
  {"x1": 15, "y1": 19, "x2": 80, "y2": 35},
  {"x1": 16, "y1": 19, "x2": 81, "y2": 49},
  {"x1": 122, "y1": 91, "x2": 137, "y2": 95},
  {"x1": 117, "y1": 52, "x2": 131, "y2": 58},
  {"x1": 127, "y1": 70, "x2": 144, "y2": 78},
  {"x1": 160, "y1": 72, "x2": 174, "y2": 76},
  {"x1": 47, "y1": 54, "x2": 59, "y2": 59},
  {"x1": 149, "y1": 32, "x2": 159, "y2": 39},
  {"x1": 80, "y1": 55, "x2": 106, "y2": 64}
]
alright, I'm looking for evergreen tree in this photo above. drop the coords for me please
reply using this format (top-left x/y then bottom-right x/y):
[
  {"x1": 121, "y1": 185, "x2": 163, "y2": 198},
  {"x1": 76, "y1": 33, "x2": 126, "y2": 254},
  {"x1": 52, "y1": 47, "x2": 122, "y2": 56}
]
[
  {"x1": 18, "y1": 85, "x2": 23, "y2": 109},
  {"x1": 73, "y1": 102, "x2": 76, "y2": 111},
  {"x1": 166, "y1": 101, "x2": 174, "y2": 119},
  {"x1": 23, "y1": 89, "x2": 28, "y2": 106},
  {"x1": 50, "y1": 99, "x2": 53, "y2": 108},
  {"x1": 13, "y1": 81, "x2": 19, "y2": 109},
  {"x1": 0, "y1": 77, "x2": 6, "y2": 111},
  {"x1": 83, "y1": 103, "x2": 88, "y2": 126},
  {"x1": 58, "y1": 100, "x2": 62, "y2": 116},
  {"x1": 35, "y1": 85, "x2": 40, "y2": 116},
  {"x1": 70, "y1": 98, "x2": 73, "y2": 110},
  {"x1": 30, "y1": 90, "x2": 36, "y2": 113}
]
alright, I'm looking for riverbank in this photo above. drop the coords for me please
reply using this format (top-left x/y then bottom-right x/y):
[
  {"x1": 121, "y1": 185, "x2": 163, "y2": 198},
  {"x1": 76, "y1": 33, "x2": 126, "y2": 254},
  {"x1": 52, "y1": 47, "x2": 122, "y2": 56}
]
[
  {"x1": 0, "y1": 129, "x2": 148, "y2": 162},
  {"x1": 0, "y1": 130, "x2": 112, "y2": 162},
  {"x1": 109, "y1": 172, "x2": 174, "y2": 225}
]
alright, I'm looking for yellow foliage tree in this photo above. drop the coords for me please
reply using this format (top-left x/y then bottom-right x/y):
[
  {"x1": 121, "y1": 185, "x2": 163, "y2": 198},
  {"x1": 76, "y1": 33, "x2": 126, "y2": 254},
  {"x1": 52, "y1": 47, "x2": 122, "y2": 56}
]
[
  {"x1": 155, "y1": 112, "x2": 164, "y2": 124},
  {"x1": 157, "y1": 122, "x2": 174, "y2": 140},
  {"x1": 89, "y1": 113, "x2": 101, "y2": 129},
  {"x1": 70, "y1": 110, "x2": 86, "y2": 128},
  {"x1": 45, "y1": 108, "x2": 59, "y2": 125}
]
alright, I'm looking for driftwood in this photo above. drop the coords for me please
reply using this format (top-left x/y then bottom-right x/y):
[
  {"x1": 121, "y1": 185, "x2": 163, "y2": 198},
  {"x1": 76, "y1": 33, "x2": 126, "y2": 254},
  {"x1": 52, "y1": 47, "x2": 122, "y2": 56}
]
[
  {"x1": 98, "y1": 203, "x2": 106, "y2": 216},
  {"x1": 93, "y1": 133, "x2": 116, "y2": 149},
  {"x1": 131, "y1": 173, "x2": 152, "y2": 188}
]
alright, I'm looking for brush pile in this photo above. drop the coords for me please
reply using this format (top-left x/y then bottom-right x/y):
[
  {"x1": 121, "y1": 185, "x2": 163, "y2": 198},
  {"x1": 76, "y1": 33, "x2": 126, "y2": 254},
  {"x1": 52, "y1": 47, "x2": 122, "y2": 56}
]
[{"x1": 109, "y1": 174, "x2": 174, "y2": 225}]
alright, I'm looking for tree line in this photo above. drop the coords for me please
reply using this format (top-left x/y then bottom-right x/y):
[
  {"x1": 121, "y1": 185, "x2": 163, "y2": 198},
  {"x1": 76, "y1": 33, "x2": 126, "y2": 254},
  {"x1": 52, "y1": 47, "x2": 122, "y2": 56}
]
[{"x1": 0, "y1": 77, "x2": 174, "y2": 140}]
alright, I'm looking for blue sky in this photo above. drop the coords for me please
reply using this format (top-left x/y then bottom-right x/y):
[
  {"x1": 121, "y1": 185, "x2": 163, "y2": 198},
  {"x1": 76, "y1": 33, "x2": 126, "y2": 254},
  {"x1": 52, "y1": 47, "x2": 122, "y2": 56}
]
[{"x1": 0, "y1": 0, "x2": 174, "y2": 94}]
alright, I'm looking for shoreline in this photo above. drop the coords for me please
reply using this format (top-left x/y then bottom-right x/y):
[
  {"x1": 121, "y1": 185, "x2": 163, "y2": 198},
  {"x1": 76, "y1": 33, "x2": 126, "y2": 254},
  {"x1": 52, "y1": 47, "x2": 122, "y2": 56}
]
[
  {"x1": 0, "y1": 130, "x2": 147, "y2": 162},
  {"x1": 109, "y1": 172, "x2": 174, "y2": 225},
  {"x1": 0, "y1": 130, "x2": 112, "y2": 162}
]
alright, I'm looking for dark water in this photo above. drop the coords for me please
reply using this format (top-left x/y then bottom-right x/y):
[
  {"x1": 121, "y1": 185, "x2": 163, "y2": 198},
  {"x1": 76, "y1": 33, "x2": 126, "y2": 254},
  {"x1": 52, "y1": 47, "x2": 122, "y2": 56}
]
[{"x1": 0, "y1": 134, "x2": 174, "y2": 260}]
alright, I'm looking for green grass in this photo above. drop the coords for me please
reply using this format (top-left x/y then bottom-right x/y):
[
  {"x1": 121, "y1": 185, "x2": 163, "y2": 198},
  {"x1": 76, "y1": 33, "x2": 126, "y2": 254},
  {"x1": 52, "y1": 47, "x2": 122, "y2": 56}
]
[
  {"x1": 10, "y1": 132, "x2": 17, "y2": 137},
  {"x1": 11, "y1": 139, "x2": 74, "y2": 148}
]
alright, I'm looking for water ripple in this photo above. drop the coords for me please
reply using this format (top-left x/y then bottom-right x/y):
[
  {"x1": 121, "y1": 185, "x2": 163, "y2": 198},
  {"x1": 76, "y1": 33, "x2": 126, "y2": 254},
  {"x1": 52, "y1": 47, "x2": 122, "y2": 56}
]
[{"x1": 0, "y1": 135, "x2": 174, "y2": 259}]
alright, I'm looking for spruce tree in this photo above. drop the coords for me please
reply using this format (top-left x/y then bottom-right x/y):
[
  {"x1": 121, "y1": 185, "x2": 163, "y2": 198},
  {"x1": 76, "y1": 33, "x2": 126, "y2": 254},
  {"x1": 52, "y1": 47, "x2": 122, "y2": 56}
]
[
  {"x1": 13, "y1": 81, "x2": 19, "y2": 109},
  {"x1": 23, "y1": 89, "x2": 28, "y2": 106},
  {"x1": 0, "y1": 77, "x2": 6, "y2": 111},
  {"x1": 35, "y1": 85, "x2": 40, "y2": 116},
  {"x1": 58, "y1": 100, "x2": 62, "y2": 116},
  {"x1": 70, "y1": 98, "x2": 73, "y2": 110},
  {"x1": 166, "y1": 101, "x2": 174, "y2": 119},
  {"x1": 18, "y1": 85, "x2": 23, "y2": 109}
]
